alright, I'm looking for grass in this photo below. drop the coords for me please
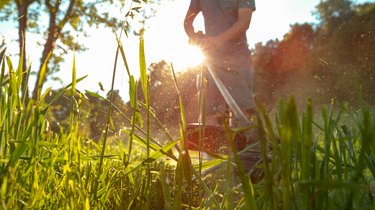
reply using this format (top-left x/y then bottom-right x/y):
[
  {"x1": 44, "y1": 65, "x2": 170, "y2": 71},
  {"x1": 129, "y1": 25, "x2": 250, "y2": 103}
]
[{"x1": 1, "y1": 39, "x2": 375, "y2": 209}]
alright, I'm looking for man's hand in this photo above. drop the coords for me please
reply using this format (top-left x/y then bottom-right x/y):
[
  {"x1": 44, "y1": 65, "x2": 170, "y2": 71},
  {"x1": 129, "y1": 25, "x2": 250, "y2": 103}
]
[
  {"x1": 189, "y1": 31, "x2": 205, "y2": 46},
  {"x1": 189, "y1": 31, "x2": 222, "y2": 52}
]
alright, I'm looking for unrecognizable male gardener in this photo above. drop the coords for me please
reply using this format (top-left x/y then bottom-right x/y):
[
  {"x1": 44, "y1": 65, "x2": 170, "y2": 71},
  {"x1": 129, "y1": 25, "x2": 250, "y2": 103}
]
[
  {"x1": 184, "y1": 0, "x2": 259, "y2": 172},
  {"x1": 184, "y1": 0, "x2": 256, "y2": 127}
]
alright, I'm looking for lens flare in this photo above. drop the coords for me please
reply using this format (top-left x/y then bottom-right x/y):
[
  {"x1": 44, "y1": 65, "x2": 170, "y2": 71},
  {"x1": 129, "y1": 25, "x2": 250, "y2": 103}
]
[
  {"x1": 169, "y1": 44, "x2": 205, "y2": 71},
  {"x1": 185, "y1": 45, "x2": 205, "y2": 67}
]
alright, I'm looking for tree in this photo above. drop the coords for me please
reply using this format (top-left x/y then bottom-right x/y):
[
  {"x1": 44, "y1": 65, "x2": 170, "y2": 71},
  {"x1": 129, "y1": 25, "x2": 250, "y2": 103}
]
[
  {"x1": 252, "y1": 40, "x2": 280, "y2": 106},
  {"x1": 315, "y1": 0, "x2": 352, "y2": 23},
  {"x1": 308, "y1": 2, "x2": 375, "y2": 106},
  {"x1": 250, "y1": 1, "x2": 375, "y2": 108},
  {"x1": 251, "y1": 23, "x2": 315, "y2": 107},
  {"x1": 0, "y1": 0, "x2": 147, "y2": 100},
  {"x1": 271, "y1": 23, "x2": 314, "y2": 72}
]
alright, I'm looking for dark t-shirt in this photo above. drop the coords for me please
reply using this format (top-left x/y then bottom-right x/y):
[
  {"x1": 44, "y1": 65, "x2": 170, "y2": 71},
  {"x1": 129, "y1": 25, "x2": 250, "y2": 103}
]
[{"x1": 189, "y1": 0, "x2": 256, "y2": 55}]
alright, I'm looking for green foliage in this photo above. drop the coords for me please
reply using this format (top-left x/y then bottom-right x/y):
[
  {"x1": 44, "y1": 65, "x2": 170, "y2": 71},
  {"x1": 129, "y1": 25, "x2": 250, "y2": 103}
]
[
  {"x1": 315, "y1": 0, "x2": 352, "y2": 23},
  {"x1": 0, "y1": 0, "x2": 11, "y2": 10}
]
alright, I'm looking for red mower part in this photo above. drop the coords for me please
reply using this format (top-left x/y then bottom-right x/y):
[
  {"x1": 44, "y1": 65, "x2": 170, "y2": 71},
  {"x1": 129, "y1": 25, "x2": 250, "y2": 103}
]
[{"x1": 186, "y1": 123, "x2": 246, "y2": 153}]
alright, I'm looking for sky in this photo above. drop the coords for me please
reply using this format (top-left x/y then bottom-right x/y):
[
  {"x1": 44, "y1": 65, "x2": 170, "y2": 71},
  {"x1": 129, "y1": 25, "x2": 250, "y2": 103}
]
[{"x1": 1, "y1": 0, "x2": 374, "y2": 101}]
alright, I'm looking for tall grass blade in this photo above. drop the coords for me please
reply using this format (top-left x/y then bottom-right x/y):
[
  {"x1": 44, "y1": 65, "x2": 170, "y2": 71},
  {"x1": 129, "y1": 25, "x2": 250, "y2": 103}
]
[
  {"x1": 160, "y1": 163, "x2": 173, "y2": 210},
  {"x1": 1, "y1": 56, "x2": 5, "y2": 85},
  {"x1": 229, "y1": 129, "x2": 258, "y2": 210},
  {"x1": 117, "y1": 37, "x2": 131, "y2": 77},
  {"x1": 138, "y1": 34, "x2": 152, "y2": 206},
  {"x1": 170, "y1": 64, "x2": 187, "y2": 150},
  {"x1": 129, "y1": 76, "x2": 143, "y2": 127},
  {"x1": 257, "y1": 103, "x2": 280, "y2": 209},
  {"x1": 36, "y1": 53, "x2": 52, "y2": 100},
  {"x1": 174, "y1": 155, "x2": 184, "y2": 210},
  {"x1": 0, "y1": 43, "x2": 6, "y2": 66},
  {"x1": 16, "y1": 44, "x2": 24, "y2": 94},
  {"x1": 139, "y1": 35, "x2": 148, "y2": 105},
  {"x1": 299, "y1": 98, "x2": 314, "y2": 209},
  {"x1": 277, "y1": 98, "x2": 295, "y2": 209},
  {"x1": 69, "y1": 54, "x2": 77, "y2": 132},
  {"x1": 170, "y1": 63, "x2": 193, "y2": 190}
]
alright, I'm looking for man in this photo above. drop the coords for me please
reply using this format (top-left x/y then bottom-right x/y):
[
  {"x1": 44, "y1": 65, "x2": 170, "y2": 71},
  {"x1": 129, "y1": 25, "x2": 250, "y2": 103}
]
[
  {"x1": 184, "y1": 0, "x2": 256, "y2": 130},
  {"x1": 184, "y1": 0, "x2": 260, "y2": 175}
]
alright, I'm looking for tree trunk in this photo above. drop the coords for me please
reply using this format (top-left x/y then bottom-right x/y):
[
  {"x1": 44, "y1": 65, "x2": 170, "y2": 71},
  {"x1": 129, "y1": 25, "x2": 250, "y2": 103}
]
[
  {"x1": 17, "y1": 1, "x2": 29, "y2": 100},
  {"x1": 31, "y1": 0, "x2": 75, "y2": 100},
  {"x1": 31, "y1": 14, "x2": 57, "y2": 100}
]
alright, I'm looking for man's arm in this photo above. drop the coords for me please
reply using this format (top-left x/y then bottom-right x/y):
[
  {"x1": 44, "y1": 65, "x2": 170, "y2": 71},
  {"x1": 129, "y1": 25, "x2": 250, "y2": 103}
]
[
  {"x1": 206, "y1": 8, "x2": 254, "y2": 47},
  {"x1": 184, "y1": 7, "x2": 200, "y2": 38}
]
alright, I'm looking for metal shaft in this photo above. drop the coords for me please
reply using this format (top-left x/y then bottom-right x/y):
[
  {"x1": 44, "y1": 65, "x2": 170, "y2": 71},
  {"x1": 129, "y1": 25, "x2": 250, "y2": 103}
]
[{"x1": 206, "y1": 63, "x2": 253, "y2": 127}]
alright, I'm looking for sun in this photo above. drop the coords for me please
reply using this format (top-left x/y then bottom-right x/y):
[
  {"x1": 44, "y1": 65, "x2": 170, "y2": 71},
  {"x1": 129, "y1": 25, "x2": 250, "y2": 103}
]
[{"x1": 169, "y1": 43, "x2": 206, "y2": 71}]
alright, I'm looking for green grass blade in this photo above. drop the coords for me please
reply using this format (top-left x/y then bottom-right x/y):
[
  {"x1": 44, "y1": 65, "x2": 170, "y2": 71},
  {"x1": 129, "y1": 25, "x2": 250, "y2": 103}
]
[
  {"x1": 36, "y1": 52, "x2": 52, "y2": 100},
  {"x1": 117, "y1": 37, "x2": 131, "y2": 78},
  {"x1": 0, "y1": 43, "x2": 6, "y2": 66},
  {"x1": 159, "y1": 163, "x2": 172, "y2": 210},
  {"x1": 139, "y1": 35, "x2": 148, "y2": 105}
]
